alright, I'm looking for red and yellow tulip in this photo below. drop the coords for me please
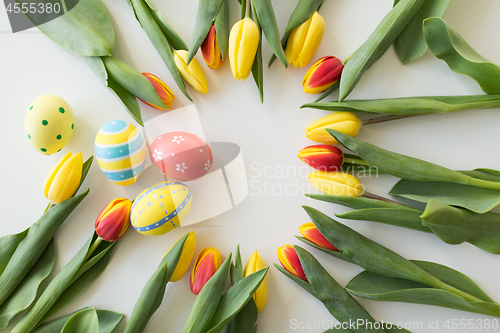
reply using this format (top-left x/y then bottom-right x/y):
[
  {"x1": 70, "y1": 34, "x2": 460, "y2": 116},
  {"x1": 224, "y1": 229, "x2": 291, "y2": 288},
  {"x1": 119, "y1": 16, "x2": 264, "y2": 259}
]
[
  {"x1": 299, "y1": 223, "x2": 338, "y2": 251},
  {"x1": 243, "y1": 251, "x2": 268, "y2": 313},
  {"x1": 277, "y1": 245, "x2": 307, "y2": 281},
  {"x1": 43, "y1": 151, "x2": 83, "y2": 204},
  {"x1": 190, "y1": 247, "x2": 222, "y2": 295},
  {"x1": 286, "y1": 11, "x2": 325, "y2": 68},
  {"x1": 139, "y1": 73, "x2": 175, "y2": 110},
  {"x1": 303, "y1": 56, "x2": 344, "y2": 94},
  {"x1": 94, "y1": 198, "x2": 132, "y2": 242},
  {"x1": 201, "y1": 25, "x2": 224, "y2": 70},
  {"x1": 298, "y1": 144, "x2": 344, "y2": 171}
]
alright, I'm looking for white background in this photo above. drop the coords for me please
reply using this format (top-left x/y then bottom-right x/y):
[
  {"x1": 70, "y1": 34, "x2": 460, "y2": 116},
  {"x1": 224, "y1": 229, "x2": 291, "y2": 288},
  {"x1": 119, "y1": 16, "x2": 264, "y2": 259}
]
[{"x1": 2, "y1": 0, "x2": 500, "y2": 332}]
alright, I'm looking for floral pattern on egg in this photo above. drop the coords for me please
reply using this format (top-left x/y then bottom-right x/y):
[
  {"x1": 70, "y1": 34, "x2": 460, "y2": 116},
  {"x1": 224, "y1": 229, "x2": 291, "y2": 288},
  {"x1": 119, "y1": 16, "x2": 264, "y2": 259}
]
[{"x1": 150, "y1": 131, "x2": 213, "y2": 181}]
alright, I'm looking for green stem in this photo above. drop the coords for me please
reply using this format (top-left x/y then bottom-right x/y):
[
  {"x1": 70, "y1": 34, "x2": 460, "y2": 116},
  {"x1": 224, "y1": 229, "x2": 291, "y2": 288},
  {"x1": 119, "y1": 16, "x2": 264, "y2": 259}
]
[
  {"x1": 343, "y1": 157, "x2": 372, "y2": 167},
  {"x1": 362, "y1": 114, "x2": 419, "y2": 125},
  {"x1": 448, "y1": 99, "x2": 500, "y2": 113},
  {"x1": 245, "y1": 0, "x2": 251, "y2": 18},
  {"x1": 468, "y1": 177, "x2": 500, "y2": 191},
  {"x1": 240, "y1": 0, "x2": 246, "y2": 20},
  {"x1": 362, "y1": 191, "x2": 412, "y2": 207},
  {"x1": 83, "y1": 237, "x2": 103, "y2": 263},
  {"x1": 44, "y1": 202, "x2": 55, "y2": 213},
  {"x1": 438, "y1": 281, "x2": 484, "y2": 303}
]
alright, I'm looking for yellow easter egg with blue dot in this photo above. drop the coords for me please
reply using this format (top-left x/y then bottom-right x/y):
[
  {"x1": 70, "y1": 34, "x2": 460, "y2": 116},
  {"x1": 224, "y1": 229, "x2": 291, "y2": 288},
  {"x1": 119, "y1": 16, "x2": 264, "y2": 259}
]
[
  {"x1": 25, "y1": 95, "x2": 75, "y2": 155},
  {"x1": 131, "y1": 182, "x2": 192, "y2": 236},
  {"x1": 95, "y1": 120, "x2": 147, "y2": 186}
]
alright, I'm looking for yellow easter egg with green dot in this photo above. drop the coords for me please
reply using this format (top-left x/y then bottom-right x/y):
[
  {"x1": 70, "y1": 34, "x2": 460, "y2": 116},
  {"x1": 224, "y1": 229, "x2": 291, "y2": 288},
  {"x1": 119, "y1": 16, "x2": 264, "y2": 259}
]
[
  {"x1": 25, "y1": 95, "x2": 75, "y2": 155},
  {"x1": 131, "y1": 182, "x2": 192, "y2": 236}
]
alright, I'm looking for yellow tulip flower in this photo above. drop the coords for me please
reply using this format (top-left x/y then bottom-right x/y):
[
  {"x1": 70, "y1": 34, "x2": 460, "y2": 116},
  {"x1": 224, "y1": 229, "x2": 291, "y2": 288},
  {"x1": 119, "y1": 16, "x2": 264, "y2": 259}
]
[
  {"x1": 174, "y1": 50, "x2": 208, "y2": 93},
  {"x1": 308, "y1": 171, "x2": 364, "y2": 197},
  {"x1": 286, "y1": 11, "x2": 325, "y2": 68},
  {"x1": 228, "y1": 18, "x2": 260, "y2": 81},
  {"x1": 243, "y1": 251, "x2": 268, "y2": 313},
  {"x1": 305, "y1": 112, "x2": 362, "y2": 145},
  {"x1": 43, "y1": 151, "x2": 83, "y2": 204},
  {"x1": 166, "y1": 231, "x2": 197, "y2": 282}
]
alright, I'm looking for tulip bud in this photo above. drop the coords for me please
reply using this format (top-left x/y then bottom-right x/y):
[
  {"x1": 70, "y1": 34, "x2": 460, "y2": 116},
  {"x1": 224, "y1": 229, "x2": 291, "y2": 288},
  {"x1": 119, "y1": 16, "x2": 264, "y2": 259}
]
[
  {"x1": 139, "y1": 73, "x2": 175, "y2": 110},
  {"x1": 43, "y1": 151, "x2": 83, "y2": 204},
  {"x1": 173, "y1": 50, "x2": 209, "y2": 93},
  {"x1": 308, "y1": 171, "x2": 364, "y2": 197},
  {"x1": 94, "y1": 198, "x2": 132, "y2": 242},
  {"x1": 286, "y1": 12, "x2": 325, "y2": 68},
  {"x1": 243, "y1": 251, "x2": 268, "y2": 313},
  {"x1": 165, "y1": 231, "x2": 196, "y2": 282},
  {"x1": 201, "y1": 25, "x2": 224, "y2": 70},
  {"x1": 298, "y1": 144, "x2": 344, "y2": 171},
  {"x1": 299, "y1": 223, "x2": 338, "y2": 251},
  {"x1": 305, "y1": 111, "x2": 361, "y2": 145},
  {"x1": 276, "y1": 245, "x2": 307, "y2": 282},
  {"x1": 228, "y1": 18, "x2": 260, "y2": 81},
  {"x1": 303, "y1": 56, "x2": 344, "y2": 94},
  {"x1": 190, "y1": 247, "x2": 222, "y2": 295}
]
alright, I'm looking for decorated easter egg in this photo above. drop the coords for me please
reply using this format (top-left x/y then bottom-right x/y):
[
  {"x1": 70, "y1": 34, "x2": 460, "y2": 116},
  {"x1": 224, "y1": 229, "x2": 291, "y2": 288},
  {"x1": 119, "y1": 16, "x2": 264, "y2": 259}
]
[
  {"x1": 150, "y1": 131, "x2": 212, "y2": 181},
  {"x1": 95, "y1": 120, "x2": 147, "y2": 186},
  {"x1": 25, "y1": 95, "x2": 75, "y2": 155},
  {"x1": 131, "y1": 181, "x2": 192, "y2": 236}
]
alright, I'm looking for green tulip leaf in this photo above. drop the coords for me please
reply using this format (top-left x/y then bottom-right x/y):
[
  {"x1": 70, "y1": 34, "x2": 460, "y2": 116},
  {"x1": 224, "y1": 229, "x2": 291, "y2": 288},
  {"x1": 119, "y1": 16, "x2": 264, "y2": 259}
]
[
  {"x1": 0, "y1": 190, "x2": 89, "y2": 309},
  {"x1": 0, "y1": 240, "x2": 55, "y2": 330},
  {"x1": 123, "y1": 262, "x2": 168, "y2": 333},
  {"x1": 411, "y1": 260, "x2": 493, "y2": 302},
  {"x1": 250, "y1": 5, "x2": 264, "y2": 103},
  {"x1": 187, "y1": 0, "x2": 224, "y2": 65},
  {"x1": 327, "y1": 129, "x2": 500, "y2": 191},
  {"x1": 83, "y1": 56, "x2": 143, "y2": 126},
  {"x1": 214, "y1": 0, "x2": 230, "y2": 61},
  {"x1": 206, "y1": 267, "x2": 268, "y2": 333},
  {"x1": 33, "y1": 308, "x2": 123, "y2": 333},
  {"x1": 268, "y1": 0, "x2": 323, "y2": 67},
  {"x1": 421, "y1": 199, "x2": 500, "y2": 254},
  {"x1": 346, "y1": 270, "x2": 500, "y2": 318},
  {"x1": 0, "y1": 229, "x2": 29, "y2": 276},
  {"x1": 75, "y1": 156, "x2": 93, "y2": 195},
  {"x1": 274, "y1": 264, "x2": 314, "y2": 295},
  {"x1": 61, "y1": 308, "x2": 99, "y2": 333},
  {"x1": 129, "y1": 0, "x2": 192, "y2": 101},
  {"x1": 390, "y1": 179, "x2": 500, "y2": 214},
  {"x1": 30, "y1": 0, "x2": 115, "y2": 56},
  {"x1": 306, "y1": 194, "x2": 416, "y2": 210},
  {"x1": 423, "y1": 17, "x2": 500, "y2": 94},
  {"x1": 303, "y1": 94, "x2": 500, "y2": 115},
  {"x1": 460, "y1": 168, "x2": 500, "y2": 182},
  {"x1": 339, "y1": 0, "x2": 425, "y2": 101},
  {"x1": 337, "y1": 208, "x2": 429, "y2": 232},
  {"x1": 303, "y1": 205, "x2": 440, "y2": 288},
  {"x1": 295, "y1": 236, "x2": 355, "y2": 264},
  {"x1": 295, "y1": 246, "x2": 386, "y2": 333},
  {"x1": 11, "y1": 233, "x2": 113, "y2": 333},
  {"x1": 183, "y1": 255, "x2": 232, "y2": 333},
  {"x1": 102, "y1": 56, "x2": 166, "y2": 109},
  {"x1": 252, "y1": 0, "x2": 287, "y2": 67},
  {"x1": 143, "y1": 0, "x2": 188, "y2": 51},
  {"x1": 42, "y1": 241, "x2": 116, "y2": 322},
  {"x1": 394, "y1": 0, "x2": 450, "y2": 63}
]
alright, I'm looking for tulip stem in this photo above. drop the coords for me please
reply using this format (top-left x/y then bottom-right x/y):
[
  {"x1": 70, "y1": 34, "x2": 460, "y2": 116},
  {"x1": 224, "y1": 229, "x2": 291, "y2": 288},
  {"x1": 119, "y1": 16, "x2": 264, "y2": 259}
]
[
  {"x1": 362, "y1": 191, "x2": 413, "y2": 207},
  {"x1": 245, "y1": 0, "x2": 251, "y2": 18},
  {"x1": 362, "y1": 114, "x2": 419, "y2": 125},
  {"x1": 44, "y1": 202, "x2": 55, "y2": 213},
  {"x1": 84, "y1": 237, "x2": 103, "y2": 263}
]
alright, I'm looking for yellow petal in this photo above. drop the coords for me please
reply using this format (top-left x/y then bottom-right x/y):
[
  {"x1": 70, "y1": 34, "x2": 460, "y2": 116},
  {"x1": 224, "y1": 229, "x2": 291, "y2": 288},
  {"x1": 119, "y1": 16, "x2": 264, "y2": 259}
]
[
  {"x1": 286, "y1": 16, "x2": 312, "y2": 67},
  {"x1": 47, "y1": 152, "x2": 83, "y2": 204},
  {"x1": 174, "y1": 50, "x2": 208, "y2": 93},
  {"x1": 229, "y1": 20, "x2": 244, "y2": 79},
  {"x1": 305, "y1": 112, "x2": 361, "y2": 144},
  {"x1": 308, "y1": 171, "x2": 364, "y2": 197},
  {"x1": 169, "y1": 231, "x2": 196, "y2": 282},
  {"x1": 243, "y1": 251, "x2": 268, "y2": 312},
  {"x1": 43, "y1": 151, "x2": 72, "y2": 198},
  {"x1": 237, "y1": 18, "x2": 260, "y2": 81},
  {"x1": 297, "y1": 12, "x2": 325, "y2": 68}
]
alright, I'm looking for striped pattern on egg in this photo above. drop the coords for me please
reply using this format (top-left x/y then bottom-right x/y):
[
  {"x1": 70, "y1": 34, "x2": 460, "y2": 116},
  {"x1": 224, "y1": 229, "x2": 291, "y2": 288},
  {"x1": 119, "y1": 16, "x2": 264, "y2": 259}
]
[
  {"x1": 95, "y1": 120, "x2": 147, "y2": 186},
  {"x1": 131, "y1": 182, "x2": 192, "y2": 236}
]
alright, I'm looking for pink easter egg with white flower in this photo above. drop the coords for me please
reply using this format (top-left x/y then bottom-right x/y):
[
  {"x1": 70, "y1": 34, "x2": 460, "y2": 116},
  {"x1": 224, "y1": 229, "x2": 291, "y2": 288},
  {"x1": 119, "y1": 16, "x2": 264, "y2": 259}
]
[{"x1": 150, "y1": 131, "x2": 213, "y2": 181}]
